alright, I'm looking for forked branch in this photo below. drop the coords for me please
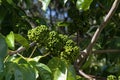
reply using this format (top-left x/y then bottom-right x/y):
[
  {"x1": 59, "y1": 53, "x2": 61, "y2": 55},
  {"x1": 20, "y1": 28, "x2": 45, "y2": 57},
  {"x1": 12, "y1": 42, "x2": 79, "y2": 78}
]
[
  {"x1": 75, "y1": 0, "x2": 120, "y2": 78},
  {"x1": 8, "y1": 42, "x2": 36, "y2": 55},
  {"x1": 86, "y1": 0, "x2": 120, "y2": 54}
]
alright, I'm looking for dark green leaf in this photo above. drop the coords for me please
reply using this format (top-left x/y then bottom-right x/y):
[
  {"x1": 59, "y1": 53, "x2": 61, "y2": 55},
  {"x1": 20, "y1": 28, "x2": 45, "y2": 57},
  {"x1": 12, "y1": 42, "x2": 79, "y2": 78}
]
[
  {"x1": 5, "y1": 62, "x2": 18, "y2": 80},
  {"x1": 7, "y1": 0, "x2": 16, "y2": 8},
  {"x1": 0, "y1": 6, "x2": 7, "y2": 24},
  {"x1": 76, "y1": 0, "x2": 93, "y2": 11},
  {"x1": 0, "y1": 33, "x2": 8, "y2": 58},
  {"x1": 0, "y1": 58, "x2": 4, "y2": 73},
  {"x1": 6, "y1": 31, "x2": 15, "y2": 50},
  {"x1": 5, "y1": 61, "x2": 36, "y2": 80},
  {"x1": 14, "y1": 34, "x2": 29, "y2": 49},
  {"x1": 19, "y1": 64, "x2": 36, "y2": 80}
]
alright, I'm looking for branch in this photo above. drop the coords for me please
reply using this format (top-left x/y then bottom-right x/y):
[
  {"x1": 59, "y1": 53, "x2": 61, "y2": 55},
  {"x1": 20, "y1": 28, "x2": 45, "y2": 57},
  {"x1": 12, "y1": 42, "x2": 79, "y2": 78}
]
[
  {"x1": 78, "y1": 70, "x2": 93, "y2": 79},
  {"x1": 76, "y1": 69, "x2": 107, "y2": 80},
  {"x1": 75, "y1": 0, "x2": 120, "y2": 68},
  {"x1": 8, "y1": 42, "x2": 36, "y2": 55},
  {"x1": 74, "y1": 65, "x2": 107, "y2": 80},
  {"x1": 86, "y1": 0, "x2": 120, "y2": 53},
  {"x1": 93, "y1": 49, "x2": 120, "y2": 54}
]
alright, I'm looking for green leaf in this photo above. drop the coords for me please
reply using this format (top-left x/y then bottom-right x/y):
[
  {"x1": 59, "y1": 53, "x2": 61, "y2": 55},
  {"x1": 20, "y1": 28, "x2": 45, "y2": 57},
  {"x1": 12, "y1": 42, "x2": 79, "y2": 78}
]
[
  {"x1": 36, "y1": 63, "x2": 52, "y2": 80},
  {"x1": 67, "y1": 65, "x2": 76, "y2": 80},
  {"x1": 0, "y1": 58, "x2": 4, "y2": 73},
  {"x1": 24, "y1": 0, "x2": 32, "y2": 9},
  {"x1": 6, "y1": 31, "x2": 15, "y2": 50},
  {"x1": 19, "y1": 64, "x2": 36, "y2": 80},
  {"x1": 48, "y1": 58, "x2": 75, "y2": 80},
  {"x1": 7, "y1": 0, "x2": 14, "y2": 4},
  {"x1": 57, "y1": 22, "x2": 69, "y2": 27},
  {"x1": 5, "y1": 62, "x2": 15, "y2": 80},
  {"x1": 7, "y1": 63, "x2": 23, "y2": 80},
  {"x1": 7, "y1": 0, "x2": 16, "y2": 8},
  {"x1": 39, "y1": 0, "x2": 51, "y2": 11},
  {"x1": 53, "y1": 68, "x2": 67, "y2": 80},
  {"x1": 81, "y1": 54, "x2": 93, "y2": 69},
  {"x1": 0, "y1": 33, "x2": 8, "y2": 58},
  {"x1": 0, "y1": 6, "x2": 7, "y2": 24},
  {"x1": 107, "y1": 75, "x2": 117, "y2": 80},
  {"x1": 0, "y1": 0, "x2": 2, "y2": 4},
  {"x1": 5, "y1": 61, "x2": 36, "y2": 80},
  {"x1": 27, "y1": 56, "x2": 44, "y2": 62},
  {"x1": 76, "y1": 0, "x2": 93, "y2": 11},
  {"x1": 14, "y1": 34, "x2": 29, "y2": 49},
  {"x1": 48, "y1": 58, "x2": 77, "y2": 80},
  {"x1": 13, "y1": 57, "x2": 27, "y2": 64}
]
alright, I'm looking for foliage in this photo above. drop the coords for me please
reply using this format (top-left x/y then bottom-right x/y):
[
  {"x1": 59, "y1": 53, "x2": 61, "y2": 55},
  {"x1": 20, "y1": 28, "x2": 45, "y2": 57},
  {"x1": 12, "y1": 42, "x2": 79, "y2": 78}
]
[{"x1": 0, "y1": 0, "x2": 120, "y2": 80}]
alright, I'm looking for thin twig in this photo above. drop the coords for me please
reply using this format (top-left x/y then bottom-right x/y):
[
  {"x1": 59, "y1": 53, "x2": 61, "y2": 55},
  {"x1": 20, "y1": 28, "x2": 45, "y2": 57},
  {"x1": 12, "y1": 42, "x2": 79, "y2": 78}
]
[
  {"x1": 8, "y1": 42, "x2": 36, "y2": 55},
  {"x1": 29, "y1": 46, "x2": 37, "y2": 58},
  {"x1": 76, "y1": 68, "x2": 106, "y2": 80}
]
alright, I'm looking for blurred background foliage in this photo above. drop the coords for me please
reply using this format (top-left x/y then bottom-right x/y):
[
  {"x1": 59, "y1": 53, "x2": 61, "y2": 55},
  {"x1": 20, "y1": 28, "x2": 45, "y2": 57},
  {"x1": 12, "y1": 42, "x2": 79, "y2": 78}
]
[{"x1": 0, "y1": 0, "x2": 120, "y2": 79}]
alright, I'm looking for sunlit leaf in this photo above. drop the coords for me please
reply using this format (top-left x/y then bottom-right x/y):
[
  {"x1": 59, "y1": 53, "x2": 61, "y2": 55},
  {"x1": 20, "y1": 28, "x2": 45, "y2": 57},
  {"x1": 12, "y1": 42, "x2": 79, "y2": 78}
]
[
  {"x1": 48, "y1": 57, "x2": 68, "y2": 80},
  {"x1": 54, "y1": 68, "x2": 67, "y2": 80},
  {"x1": 6, "y1": 31, "x2": 15, "y2": 50},
  {"x1": 64, "y1": 0, "x2": 68, "y2": 4},
  {"x1": 48, "y1": 58, "x2": 77, "y2": 80},
  {"x1": 14, "y1": 34, "x2": 29, "y2": 49},
  {"x1": 13, "y1": 57, "x2": 27, "y2": 64},
  {"x1": 27, "y1": 56, "x2": 44, "y2": 62},
  {"x1": 39, "y1": 0, "x2": 51, "y2": 11},
  {"x1": 7, "y1": 0, "x2": 14, "y2": 4},
  {"x1": 57, "y1": 22, "x2": 69, "y2": 27},
  {"x1": 107, "y1": 75, "x2": 117, "y2": 80},
  {"x1": 67, "y1": 65, "x2": 76, "y2": 80},
  {"x1": 0, "y1": 0, "x2": 2, "y2": 4},
  {"x1": 36, "y1": 63, "x2": 52, "y2": 80},
  {"x1": 76, "y1": 0, "x2": 93, "y2": 11}
]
